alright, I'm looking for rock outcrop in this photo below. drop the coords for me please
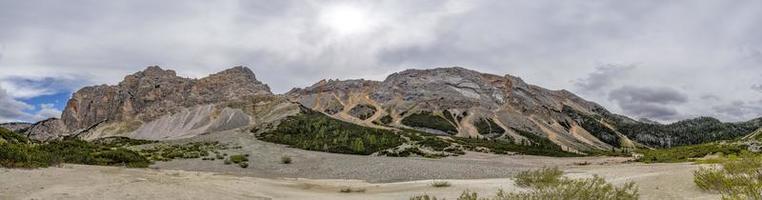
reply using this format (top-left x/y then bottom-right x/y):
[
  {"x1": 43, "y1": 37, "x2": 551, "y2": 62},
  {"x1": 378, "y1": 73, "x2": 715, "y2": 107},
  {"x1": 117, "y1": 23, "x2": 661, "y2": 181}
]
[
  {"x1": 27, "y1": 66, "x2": 293, "y2": 141},
  {"x1": 25, "y1": 118, "x2": 69, "y2": 141}
]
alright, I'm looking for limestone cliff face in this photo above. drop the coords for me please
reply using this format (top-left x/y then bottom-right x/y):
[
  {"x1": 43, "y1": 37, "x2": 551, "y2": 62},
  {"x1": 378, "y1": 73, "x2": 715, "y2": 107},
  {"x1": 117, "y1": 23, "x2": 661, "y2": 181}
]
[
  {"x1": 61, "y1": 66, "x2": 272, "y2": 132},
  {"x1": 287, "y1": 67, "x2": 631, "y2": 152}
]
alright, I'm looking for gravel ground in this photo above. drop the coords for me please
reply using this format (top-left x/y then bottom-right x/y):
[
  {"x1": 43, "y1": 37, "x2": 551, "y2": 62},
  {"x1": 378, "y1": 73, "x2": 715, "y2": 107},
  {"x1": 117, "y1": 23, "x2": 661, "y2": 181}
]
[{"x1": 152, "y1": 129, "x2": 632, "y2": 182}]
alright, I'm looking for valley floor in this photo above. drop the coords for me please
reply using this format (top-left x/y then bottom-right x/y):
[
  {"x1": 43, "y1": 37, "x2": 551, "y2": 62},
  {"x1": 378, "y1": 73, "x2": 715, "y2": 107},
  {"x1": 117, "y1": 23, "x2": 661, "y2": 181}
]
[
  {"x1": 0, "y1": 130, "x2": 720, "y2": 200},
  {"x1": 0, "y1": 162, "x2": 717, "y2": 200}
]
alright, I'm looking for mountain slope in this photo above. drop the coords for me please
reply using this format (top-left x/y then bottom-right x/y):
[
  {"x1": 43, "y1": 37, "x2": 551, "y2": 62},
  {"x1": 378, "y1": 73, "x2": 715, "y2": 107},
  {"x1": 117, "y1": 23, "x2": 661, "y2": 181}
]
[
  {"x1": 287, "y1": 67, "x2": 633, "y2": 153},
  {"x1": 14, "y1": 66, "x2": 762, "y2": 156}
]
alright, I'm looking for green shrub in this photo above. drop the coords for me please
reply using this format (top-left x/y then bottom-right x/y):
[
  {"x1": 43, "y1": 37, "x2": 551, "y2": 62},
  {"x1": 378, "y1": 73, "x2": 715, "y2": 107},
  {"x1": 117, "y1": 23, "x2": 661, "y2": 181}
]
[
  {"x1": 1, "y1": 138, "x2": 150, "y2": 168},
  {"x1": 0, "y1": 127, "x2": 29, "y2": 144},
  {"x1": 514, "y1": 167, "x2": 564, "y2": 188},
  {"x1": 409, "y1": 194, "x2": 441, "y2": 200},
  {"x1": 280, "y1": 156, "x2": 292, "y2": 164},
  {"x1": 693, "y1": 153, "x2": 762, "y2": 199},
  {"x1": 339, "y1": 187, "x2": 365, "y2": 193},
  {"x1": 499, "y1": 176, "x2": 638, "y2": 200},
  {"x1": 638, "y1": 142, "x2": 746, "y2": 163},
  {"x1": 229, "y1": 154, "x2": 249, "y2": 164},
  {"x1": 258, "y1": 110, "x2": 404, "y2": 155},
  {"x1": 410, "y1": 168, "x2": 638, "y2": 200}
]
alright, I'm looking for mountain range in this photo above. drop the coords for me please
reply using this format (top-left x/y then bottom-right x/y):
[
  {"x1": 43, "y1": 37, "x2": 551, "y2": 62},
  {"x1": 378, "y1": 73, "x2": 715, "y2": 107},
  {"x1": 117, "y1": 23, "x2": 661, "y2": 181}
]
[{"x1": 3, "y1": 66, "x2": 760, "y2": 155}]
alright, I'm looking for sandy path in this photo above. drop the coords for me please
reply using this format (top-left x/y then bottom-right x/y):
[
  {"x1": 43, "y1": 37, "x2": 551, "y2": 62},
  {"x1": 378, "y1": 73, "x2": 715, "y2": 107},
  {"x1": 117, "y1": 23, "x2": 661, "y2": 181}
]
[{"x1": 0, "y1": 162, "x2": 718, "y2": 200}]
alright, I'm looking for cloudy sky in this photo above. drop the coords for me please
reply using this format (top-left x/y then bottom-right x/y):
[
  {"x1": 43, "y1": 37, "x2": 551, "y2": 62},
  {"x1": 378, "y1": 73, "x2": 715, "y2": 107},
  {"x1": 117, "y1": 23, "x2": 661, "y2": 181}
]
[{"x1": 1, "y1": 0, "x2": 761, "y2": 123}]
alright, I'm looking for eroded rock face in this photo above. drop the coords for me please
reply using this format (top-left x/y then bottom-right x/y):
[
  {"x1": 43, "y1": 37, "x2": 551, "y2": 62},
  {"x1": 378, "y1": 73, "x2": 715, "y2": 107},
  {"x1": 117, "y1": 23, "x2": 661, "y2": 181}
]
[
  {"x1": 61, "y1": 66, "x2": 272, "y2": 132},
  {"x1": 287, "y1": 67, "x2": 620, "y2": 152}
]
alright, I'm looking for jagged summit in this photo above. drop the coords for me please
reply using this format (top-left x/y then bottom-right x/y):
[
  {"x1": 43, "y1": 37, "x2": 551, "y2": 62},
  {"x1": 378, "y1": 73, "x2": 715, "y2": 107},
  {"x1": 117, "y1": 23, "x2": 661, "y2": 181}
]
[{"x1": 59, "y1": 66, "x2": 277, "y2": 139}]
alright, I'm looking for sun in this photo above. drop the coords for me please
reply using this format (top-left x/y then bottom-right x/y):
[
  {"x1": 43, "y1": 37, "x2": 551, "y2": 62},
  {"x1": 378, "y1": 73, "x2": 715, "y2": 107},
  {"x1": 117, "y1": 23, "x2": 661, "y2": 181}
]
[{"x1": 319, "y1": 5, "x2": 374, "y2": 35}]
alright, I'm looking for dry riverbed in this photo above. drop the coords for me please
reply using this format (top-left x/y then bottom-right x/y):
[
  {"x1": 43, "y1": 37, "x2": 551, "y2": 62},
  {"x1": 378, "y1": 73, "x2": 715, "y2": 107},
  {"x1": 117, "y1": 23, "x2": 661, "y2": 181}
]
[{"x1": 0, "y1": 160, "x2": 718, "y2": 200}]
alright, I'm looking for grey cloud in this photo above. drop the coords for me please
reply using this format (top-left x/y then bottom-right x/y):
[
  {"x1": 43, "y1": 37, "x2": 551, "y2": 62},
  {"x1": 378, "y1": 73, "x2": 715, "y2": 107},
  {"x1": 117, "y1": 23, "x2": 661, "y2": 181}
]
[
  {"x1": 752, "y1": 84, "x2": 762, "y2": 93},
  {"x1": 1, "y1": 1, "x2": 762, "y2": 122},
  {"x1": 574, "y1": 64, "x2": 636, "y2": 92},
  {"x1": 0, "y1": 85, "x2": 33, "y2": 122},
  {"x1": 608, "y1": 86, "x2": 688, "y2": 121},
  {"x1": 712, "y1": 100, "x2": 762, "y2": 122}
]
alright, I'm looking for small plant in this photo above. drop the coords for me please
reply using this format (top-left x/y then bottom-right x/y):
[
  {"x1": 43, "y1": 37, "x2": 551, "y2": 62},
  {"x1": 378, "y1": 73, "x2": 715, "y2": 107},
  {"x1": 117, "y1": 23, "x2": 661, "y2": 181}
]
[
  {"x1": 239, "y1": 162, "x2": 249, "y2": 168},
  {"x1": 229, "y1": 154, "x2": 249, "y2": 164},
  {"x1": 431, "y1": 180, "x2": 451, "y2": 187},
  {"x1": 514, "y1": 167, "x2": 563, "y2": 188},
  {"x1": 409, "y1": 168, "x2": 639, "y2": 200},
  {"x1": 280, "y1": 156, "x2": 292, "y2": 164},
  {"x1": 409, "y1": 194, "x2": 440, "y2": 200},
  {"x1": 339, "y1": 187, "x2": 365, "y2": 193},
  {"x1": 223, "y1": 159, "x2": 232, "y2": 165},
  {"x1": 693, "y1": 152, "x2": 762, "y2": 199}
]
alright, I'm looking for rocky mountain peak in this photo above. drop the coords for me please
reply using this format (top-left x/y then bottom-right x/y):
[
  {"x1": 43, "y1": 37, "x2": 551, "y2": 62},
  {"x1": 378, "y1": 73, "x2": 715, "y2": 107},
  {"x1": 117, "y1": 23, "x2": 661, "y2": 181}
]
[
  {"x1": 210, "y1": 66, "x2": 259, "y2": 81},
  {"x1": 61, "y1": 66, "x2": 273, "y2": 132}
]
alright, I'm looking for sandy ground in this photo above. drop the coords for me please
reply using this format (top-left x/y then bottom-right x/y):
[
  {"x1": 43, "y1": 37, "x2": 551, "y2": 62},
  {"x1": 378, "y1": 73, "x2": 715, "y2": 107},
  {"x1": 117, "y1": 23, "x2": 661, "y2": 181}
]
[
  {"x1": 0, "y1": 162, "x2": 718, "y2": 200},
  {"x1": 0, "y1": 130, "x2": 720, "y2": 200}
]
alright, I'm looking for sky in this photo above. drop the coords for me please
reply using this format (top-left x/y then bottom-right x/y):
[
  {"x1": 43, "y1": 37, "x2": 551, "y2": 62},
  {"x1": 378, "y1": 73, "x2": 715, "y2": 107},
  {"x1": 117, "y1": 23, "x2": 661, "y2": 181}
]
[{"x1": 1, "y1": 0, "x2": 762, "y2": 123}]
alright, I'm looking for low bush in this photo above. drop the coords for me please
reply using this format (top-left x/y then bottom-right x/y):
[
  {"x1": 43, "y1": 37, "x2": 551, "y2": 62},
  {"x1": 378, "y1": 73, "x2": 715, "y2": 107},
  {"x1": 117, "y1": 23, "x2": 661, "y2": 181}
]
[
  {"x1": 410, "y1": 168, "x2": 638, "y2": 200},
  {"x1": 431, "y1": 180, "x2": 451, "y2": 187},
  {"x1": 280, "y1": 156, "x2": 292, "y2": 164},
  {"x1": 1, "y1": 138, "x2": 150, "y2": 168},
  {"x1": 339, "y1": 187, "x2": 366, "y2": 193},
  {"x1": 637, "y1": 142, "x2": 746, "y2": 163},
  {"x1": 514, "y1": 167, "x2": 563, "y2": 188},
  {"x1": 693, "y1": 152, "x2": 762, "y2": 199},
  {"x1": 229, "y1": 154, "x2": 249, "y2": 164}
]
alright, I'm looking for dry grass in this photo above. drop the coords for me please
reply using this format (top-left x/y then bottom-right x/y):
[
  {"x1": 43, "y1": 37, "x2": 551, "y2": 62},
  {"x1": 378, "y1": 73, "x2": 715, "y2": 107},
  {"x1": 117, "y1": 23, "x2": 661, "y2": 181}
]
[
  {"x1": 693, "y1": 152, "x2": 762, "y2": 199},
  {"x1": 410, "y1": 168, "x2": 639, "y2": 200}
]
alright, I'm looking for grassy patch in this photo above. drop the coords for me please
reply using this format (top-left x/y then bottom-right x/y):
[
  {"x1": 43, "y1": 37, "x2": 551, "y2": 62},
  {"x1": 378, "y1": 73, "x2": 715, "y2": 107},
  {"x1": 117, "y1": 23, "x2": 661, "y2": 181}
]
[
  {"x1": 137, "y1": 142, "x2": 227, "y2": 162},
  {"x1": 258, "y1": 109, "x2": 404, "y2": 155},
  {"x1": 514, "y1": 167, "x2": 564, "y2": 188},
  {"x1": 411, "y1": 168, "x2": 638, "y2": 200},
  {"x1": 693, "y1": 152, "x2": 762, "y2": 199},
  {"x1": 637, "y1": 142, "x2": 746, "y2": 163},
  {"x1": 229, "y1": 154, "x2": 249, "y2": 164}
]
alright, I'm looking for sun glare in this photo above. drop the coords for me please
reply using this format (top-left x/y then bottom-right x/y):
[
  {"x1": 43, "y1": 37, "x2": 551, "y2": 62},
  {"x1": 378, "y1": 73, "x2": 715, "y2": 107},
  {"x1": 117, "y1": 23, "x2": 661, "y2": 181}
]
[{"x1": 319, "y1": 5, "x2": 374, "y2": 35}]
